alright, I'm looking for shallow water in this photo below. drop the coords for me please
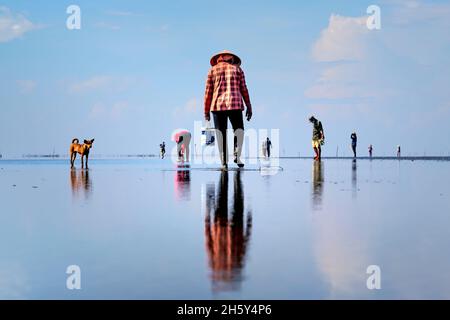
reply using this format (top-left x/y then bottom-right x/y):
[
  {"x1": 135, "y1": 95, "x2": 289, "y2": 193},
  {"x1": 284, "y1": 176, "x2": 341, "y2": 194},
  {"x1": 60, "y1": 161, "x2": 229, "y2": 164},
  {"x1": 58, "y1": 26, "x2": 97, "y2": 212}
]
[{"x1": 0, "y1": 158, "x2": 449, "y2": 299}]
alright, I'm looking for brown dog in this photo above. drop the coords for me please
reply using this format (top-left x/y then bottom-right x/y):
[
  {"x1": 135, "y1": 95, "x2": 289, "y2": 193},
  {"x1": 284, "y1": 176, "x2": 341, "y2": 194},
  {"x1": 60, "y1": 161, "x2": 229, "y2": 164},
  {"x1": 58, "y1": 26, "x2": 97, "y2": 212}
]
[{"x1": 70, "y1": 138, "x2": 94, "y2": 169}]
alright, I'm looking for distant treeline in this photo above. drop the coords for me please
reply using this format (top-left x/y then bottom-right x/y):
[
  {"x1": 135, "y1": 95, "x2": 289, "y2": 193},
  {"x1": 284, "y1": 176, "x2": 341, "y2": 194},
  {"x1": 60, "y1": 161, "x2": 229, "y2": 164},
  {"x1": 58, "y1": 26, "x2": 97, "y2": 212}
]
[{"x1": 22, "y1": 154, "x2": 61, "y2": 158}]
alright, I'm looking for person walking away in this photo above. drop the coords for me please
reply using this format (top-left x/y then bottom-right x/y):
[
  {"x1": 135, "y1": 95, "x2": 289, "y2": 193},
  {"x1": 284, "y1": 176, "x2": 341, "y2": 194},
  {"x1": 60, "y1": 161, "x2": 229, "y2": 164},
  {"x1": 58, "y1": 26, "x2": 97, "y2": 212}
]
[
  {"x1": 204, "y1": 50, "x2": 253, "y2": 170},
  {"x1": 173, "y1": 130, "x2": 191, "y2": 163},
  {"x1": 266, "y1": 137, "x2": 272, "y2": 158},
  {"x1": 397, "y1": 145, "x2": 401, "y2": 158},
  {"x1": 351, "y1": 132, "x2": 357, "y2": 158},
  {"x1": 309, "y1": 116, "x2": 324, "y2": 161},
  {"x1": 368, "y1": 144, "x2": 373, "y2": 158}
]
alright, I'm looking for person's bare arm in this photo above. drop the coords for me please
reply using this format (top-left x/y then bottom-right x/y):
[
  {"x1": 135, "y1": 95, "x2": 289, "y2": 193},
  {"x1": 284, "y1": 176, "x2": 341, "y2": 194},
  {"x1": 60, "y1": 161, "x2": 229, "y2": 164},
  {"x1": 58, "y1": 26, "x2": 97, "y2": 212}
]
[
  {"x1": 239, "y1": 69, "x2": 252, "y2": 121},
  {"x1": 204, "y1": 69, "x2": 214, "y2": 121}
]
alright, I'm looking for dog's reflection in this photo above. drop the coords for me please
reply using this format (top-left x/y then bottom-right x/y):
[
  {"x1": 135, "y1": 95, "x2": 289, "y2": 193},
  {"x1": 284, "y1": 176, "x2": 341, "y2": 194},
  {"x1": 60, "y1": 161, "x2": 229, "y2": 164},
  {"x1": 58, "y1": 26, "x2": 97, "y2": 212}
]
[
  {"x1": 312, "y1": 161, "x2": 324, "y2": 210},
  {"x1": 204, "y1": 171, "x2": 252, "y2": 293},
  {"x1": 70, "y1": 169, "x2": 92, "y2": 199}
]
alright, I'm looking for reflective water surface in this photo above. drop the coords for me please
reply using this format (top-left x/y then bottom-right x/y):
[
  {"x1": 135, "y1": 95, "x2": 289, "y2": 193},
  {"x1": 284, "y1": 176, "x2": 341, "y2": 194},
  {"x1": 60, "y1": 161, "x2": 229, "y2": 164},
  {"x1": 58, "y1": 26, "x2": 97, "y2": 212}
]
[{"x1": 0, "y1": 158, "x2": 449, "y2": 299}]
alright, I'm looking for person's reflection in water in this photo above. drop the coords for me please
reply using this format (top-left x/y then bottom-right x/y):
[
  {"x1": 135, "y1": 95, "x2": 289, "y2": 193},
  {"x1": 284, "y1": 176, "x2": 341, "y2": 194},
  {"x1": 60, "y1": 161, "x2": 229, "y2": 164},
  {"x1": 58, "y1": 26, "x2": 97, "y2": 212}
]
[
  {"x1": 352, "y1": 159, "x2": 357, "y2": 199},
  {"x1": 204, "y1": 170, "x2": 252, "y2": 293},
  {"x1": 70, "y1": 169, "x2": 92, "y2": 199},
  {"x1": 174, "y1": 164, "x2": 191, "y2": 201},
  {"x1": 312, "y1": 161, "x2": 324, "y2": 210}
]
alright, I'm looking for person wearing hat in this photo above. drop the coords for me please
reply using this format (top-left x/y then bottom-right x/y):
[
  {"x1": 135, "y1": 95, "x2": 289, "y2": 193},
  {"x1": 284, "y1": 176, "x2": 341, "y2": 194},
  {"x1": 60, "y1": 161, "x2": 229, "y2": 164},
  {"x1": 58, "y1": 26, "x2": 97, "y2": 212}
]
[
  {"x1": 204, "y1": 50, "x2": 253, "y2": 169},
  {"x1": 309, "y1": 116, "x2": 324, "y2": 161}
]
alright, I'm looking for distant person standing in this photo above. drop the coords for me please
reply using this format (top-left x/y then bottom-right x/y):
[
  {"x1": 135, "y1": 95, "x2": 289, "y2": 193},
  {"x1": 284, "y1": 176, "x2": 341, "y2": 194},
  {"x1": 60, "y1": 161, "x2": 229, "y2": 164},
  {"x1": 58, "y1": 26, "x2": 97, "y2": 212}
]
[
  {"x1": 368, "y1": 144, "x2": 373, "y2": 158},
  {"x1": 160, "y1": 141, "x2": 166, "y2": 159},
  {"x1": 350, "y1": 132, "x2": 357, "y2": 158},
  {"x1": 204, "y1": 50, "x2": 252, "y2": 170},
  {"x1": 309, "y1": 116, "x2": 324, "y2": 161},
  {"x1": 266, "y1": 137, "x2": 272, "y2": 158},
  {"x1": 397, "y1": 145, "x2": 401, "y2": 158}
]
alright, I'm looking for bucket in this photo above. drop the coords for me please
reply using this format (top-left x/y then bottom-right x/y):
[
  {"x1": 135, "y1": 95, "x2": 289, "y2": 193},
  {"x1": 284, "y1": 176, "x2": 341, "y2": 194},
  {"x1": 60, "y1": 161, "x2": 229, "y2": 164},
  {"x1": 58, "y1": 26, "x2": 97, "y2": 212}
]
[{"x1": 201, "y1": 120, "x2": 215, "y2": 146}]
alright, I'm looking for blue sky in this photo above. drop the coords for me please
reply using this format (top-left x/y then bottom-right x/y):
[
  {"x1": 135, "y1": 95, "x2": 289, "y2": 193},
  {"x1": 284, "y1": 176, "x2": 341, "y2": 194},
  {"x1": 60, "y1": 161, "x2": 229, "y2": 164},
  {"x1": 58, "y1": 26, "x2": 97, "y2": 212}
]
[{"x1": 1, "y1": 0, "x2": 450, "y2": 157}]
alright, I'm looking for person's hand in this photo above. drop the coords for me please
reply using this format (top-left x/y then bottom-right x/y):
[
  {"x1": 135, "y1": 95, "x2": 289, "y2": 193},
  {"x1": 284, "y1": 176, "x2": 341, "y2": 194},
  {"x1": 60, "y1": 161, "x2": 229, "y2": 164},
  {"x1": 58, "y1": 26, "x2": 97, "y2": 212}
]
[
  {"x1": 246, "y1": 108, "x2": 252, "y2": 121},
  {"x1": 205, "y1": 113, "x2": 210, "y2": 121}
]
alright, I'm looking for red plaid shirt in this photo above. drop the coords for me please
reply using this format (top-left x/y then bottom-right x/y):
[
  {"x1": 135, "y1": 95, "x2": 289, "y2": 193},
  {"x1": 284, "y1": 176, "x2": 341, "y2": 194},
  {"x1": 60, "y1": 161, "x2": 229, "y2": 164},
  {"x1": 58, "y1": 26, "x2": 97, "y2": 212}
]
[{"x1": 204, "y1": 62, "x2": 252, "y2": 116}]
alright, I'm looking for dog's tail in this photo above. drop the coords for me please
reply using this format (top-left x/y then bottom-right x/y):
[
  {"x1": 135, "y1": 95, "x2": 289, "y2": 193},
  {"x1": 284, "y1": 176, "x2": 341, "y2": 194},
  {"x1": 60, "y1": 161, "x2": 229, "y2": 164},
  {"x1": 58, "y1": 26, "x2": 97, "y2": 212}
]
[{"x1": 72, "y1": 138, "x2": 79, "y2": 144}]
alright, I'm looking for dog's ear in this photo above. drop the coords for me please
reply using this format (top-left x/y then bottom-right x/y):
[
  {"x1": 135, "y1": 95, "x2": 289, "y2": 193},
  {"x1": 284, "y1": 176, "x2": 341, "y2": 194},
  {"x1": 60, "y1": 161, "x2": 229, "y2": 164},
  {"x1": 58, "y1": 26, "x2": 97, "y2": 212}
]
[
  {"x1": 91, "y1": 139, "x2": 95, "y2": 143},
  {"x1": 84, "y1": 139, "x2": 88, "y2": 144}
]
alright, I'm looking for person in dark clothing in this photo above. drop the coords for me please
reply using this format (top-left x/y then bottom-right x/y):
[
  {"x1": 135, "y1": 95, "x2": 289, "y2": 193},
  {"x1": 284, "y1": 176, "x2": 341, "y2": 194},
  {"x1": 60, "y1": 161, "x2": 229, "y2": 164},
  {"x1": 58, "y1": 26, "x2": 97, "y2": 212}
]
[
  {"x1": 204, "y1": 170, "x2": 252, "y2": 292},
  {"x1": 160, "y1": 141, "x2": 166, "y2": 159},
  {"x1": 266, "y1": 137, "x2": 272, "y2": 158},
  {"x1": 351, "y1": 132, "x2": 357, "y2": 158},
  {"x1": 204, "y1": 51, "x2": 252, "y2": 170},
  {"x1": 211, "y1": 111, "x2": 245, "y2": 168}
]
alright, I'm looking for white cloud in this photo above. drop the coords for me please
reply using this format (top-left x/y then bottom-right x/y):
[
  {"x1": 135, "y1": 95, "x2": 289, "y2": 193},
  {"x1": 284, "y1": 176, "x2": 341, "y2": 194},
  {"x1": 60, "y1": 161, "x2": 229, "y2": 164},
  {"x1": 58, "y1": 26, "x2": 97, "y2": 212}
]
[
  {"x1": 68, "y1": 76, "x2": 136, "y2": 94},
  {"x1": 0, "y1": 7, "x2": 37, "y2": 43},
  {"x1": 16, "y1": 80, "x2": 36, "y2": 94},
  {"x1": 313, "y1": 210, "x2": 371, "y2": 298},
  {"x1": 311, "y1": 14, "x2": 369, "y2": 62},
  {"x1": 89, "y1": 101, "x2": 129, "y2": 120},
  {"x1": 307, "y1": 5, "x2": 425, "y2": 101},
  {"x1": 305, "y1": 63, "x2": 375, "y2": 100},
  {"x1": 173, "y1": 98, "x2": 198, "y2": 116},
  {"x1": 69, "y1": 76, "x2": 113, "y2": 93},
  {"x1": 105, "y1": 10, "x2": 142, "y2": 17},
  {"x1": 307, "y1": 103, "x2": 370, "y2": 118},
  {"x1": 306, "y1": 14, "x2": 375, "y2": 100},
  {"x1": 305, "y1": 0, "x2": 450, "y2": 135},
  {"x1": 94, "y1": 22, "x2": 121, "y2": 31}
]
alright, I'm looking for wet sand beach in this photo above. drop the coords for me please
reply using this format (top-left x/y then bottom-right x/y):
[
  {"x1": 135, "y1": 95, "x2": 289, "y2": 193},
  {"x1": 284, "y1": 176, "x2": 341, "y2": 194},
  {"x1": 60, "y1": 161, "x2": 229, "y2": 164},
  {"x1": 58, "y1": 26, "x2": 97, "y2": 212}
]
[{"x1": 0, "y1": 158, "x2": 449, "y2": 299}]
